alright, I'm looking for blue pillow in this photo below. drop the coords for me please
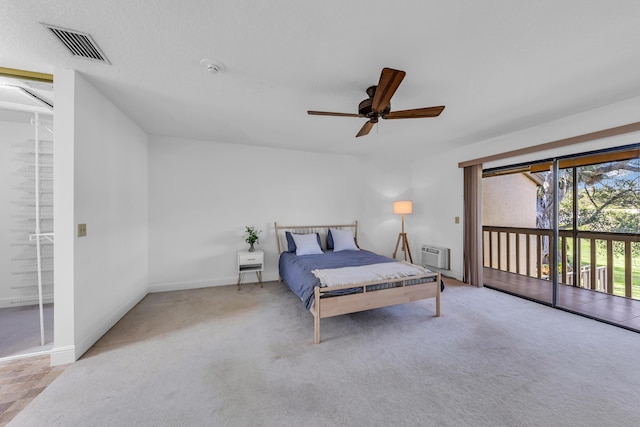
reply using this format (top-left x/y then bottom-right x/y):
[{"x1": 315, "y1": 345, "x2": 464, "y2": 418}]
[
  {"x1": 328, "y1": 228, "x2": 359, "y2": 252},
  {"x1": 286, "y1": 231, "x2": 321, "y2": 253},
  {"x1": 291, "y1": 233, "x2": 324, "y2": 256},
  {"x1": 327, "y1": 229, "x2": 358, "y2": 250}
]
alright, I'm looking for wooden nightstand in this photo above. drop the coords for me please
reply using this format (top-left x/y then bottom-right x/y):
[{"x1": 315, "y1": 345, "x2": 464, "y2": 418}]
[{"x1": 237, "y1": 250, "x2": 264, "y2": 290}]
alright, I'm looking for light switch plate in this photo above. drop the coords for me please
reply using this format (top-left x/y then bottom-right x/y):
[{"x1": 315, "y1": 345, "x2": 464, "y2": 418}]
[
  {"x1": 455, "y1": 216, "x2": 460, "y2": 224},
  {"x1": 78, "y1": 223, "x2": 87, "y2": 237}
]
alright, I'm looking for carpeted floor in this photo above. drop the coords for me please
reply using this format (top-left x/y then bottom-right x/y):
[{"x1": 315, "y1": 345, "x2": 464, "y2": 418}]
[{"x1": 8, "y1": 280, "x2": 640, "y2": 426}]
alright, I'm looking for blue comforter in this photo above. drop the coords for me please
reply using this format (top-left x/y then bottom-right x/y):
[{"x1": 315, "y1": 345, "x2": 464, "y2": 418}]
[{"x1": 279, "y1": 250, "x2": 397, "y2": 310}]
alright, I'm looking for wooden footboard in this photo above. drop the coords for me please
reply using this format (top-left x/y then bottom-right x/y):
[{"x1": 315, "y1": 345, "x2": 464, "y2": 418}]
[{"x1": 311, "y1": 272, "x2": 441, "y2": 344}]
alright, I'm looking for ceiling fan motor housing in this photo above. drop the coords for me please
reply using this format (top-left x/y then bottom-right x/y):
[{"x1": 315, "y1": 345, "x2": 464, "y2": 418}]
[{"x1": 359, "y1": 86, "x2": 390, "y2": 117}]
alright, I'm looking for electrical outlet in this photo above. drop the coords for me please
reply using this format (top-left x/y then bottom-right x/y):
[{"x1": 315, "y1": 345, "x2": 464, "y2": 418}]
[
  {"x1": 78, "y1": 224, "x2": 87, "y2": 237},
  {"x1": 455, "y1": 216, "x2": 460, "y2": 224}
]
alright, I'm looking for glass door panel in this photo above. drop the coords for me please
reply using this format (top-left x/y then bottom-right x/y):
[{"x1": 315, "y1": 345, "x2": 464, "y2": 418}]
[
  {"x1": 557, "y1": 152, "x2": 640, "y2": 323},
  {"x1": 482, "y1": 162, "x2": 555, "y2": 304}
]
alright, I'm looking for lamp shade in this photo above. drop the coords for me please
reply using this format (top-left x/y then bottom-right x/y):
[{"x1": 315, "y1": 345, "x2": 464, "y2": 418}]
[{"x1": 393, "y1": 200, "x2": 413, "y2": 215}]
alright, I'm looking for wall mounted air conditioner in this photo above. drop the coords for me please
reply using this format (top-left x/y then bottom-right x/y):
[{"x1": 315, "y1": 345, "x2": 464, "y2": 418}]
[{"x1": 421, "y1": 245, "x2": 450, "y2": 270}]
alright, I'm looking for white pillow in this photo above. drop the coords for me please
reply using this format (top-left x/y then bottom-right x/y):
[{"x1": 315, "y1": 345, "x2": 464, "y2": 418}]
[
  {"x1": 330, "y1": 228, "x2": 359, "y2": 252},
  {"x1": 291, "y1": 233, "x2": 324, "y2": 256}
]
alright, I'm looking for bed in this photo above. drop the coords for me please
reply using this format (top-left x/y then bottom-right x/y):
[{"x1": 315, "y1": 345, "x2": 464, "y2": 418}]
[{"x1": 274, "y1": 221, "x2": 441, "y2": 343}]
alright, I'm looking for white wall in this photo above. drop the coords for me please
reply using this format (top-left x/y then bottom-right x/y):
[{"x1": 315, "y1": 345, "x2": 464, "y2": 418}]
[
  {"x1": 352, "y1": 156, "x2": 413, "y2": 258},
  {"x1": 409, "y1": 94, "x2": 640, "y2": 282},
  {"x1": 52, "y1": 69, "x2": 149, "y2": 365},
  {"x1": 52, "y1": 69, "x2": 75, "y2": 363},
  {"x1": 148, "y1": 136, "x2": 367, "y2": 291},
  {"x1": 410, "y1": 148, "x2": 465, "y2": 279}
]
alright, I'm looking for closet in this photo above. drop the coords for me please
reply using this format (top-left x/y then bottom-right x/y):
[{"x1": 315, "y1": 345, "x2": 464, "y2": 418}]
[{"x1": 0, "y1": 74, "x2": 54, "y2": 359}]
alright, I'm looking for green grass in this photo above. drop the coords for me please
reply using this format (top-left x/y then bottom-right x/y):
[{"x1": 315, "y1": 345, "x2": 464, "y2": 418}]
[{"x1": 564, "y1": 239, "x2": 640, "y2": 298}]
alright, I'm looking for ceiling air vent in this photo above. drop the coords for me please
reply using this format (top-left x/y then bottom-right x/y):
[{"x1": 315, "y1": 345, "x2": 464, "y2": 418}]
[{"x1": 41, "y1": 23, "x2": 111, "y2": 64}]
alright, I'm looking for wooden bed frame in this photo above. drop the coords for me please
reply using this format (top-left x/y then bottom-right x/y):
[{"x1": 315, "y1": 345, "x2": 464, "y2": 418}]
[{"x1": 274, "y1": 221, "x2": 441, "y2": 344}]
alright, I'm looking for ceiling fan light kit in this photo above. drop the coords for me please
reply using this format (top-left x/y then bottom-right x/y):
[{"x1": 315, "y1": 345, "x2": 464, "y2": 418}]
[{"x1": 308, "y1": 67, "x2": 445, "y2": 137}]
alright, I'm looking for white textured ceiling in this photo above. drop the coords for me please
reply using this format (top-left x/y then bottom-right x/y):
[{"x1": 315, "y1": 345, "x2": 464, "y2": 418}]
[{"x1": 3, "y1": 0, "x2": 640, "y2": 159}]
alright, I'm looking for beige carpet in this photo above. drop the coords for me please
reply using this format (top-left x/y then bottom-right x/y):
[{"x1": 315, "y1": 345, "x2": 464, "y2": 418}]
[{"x1": 9, "y1": 280, "x2": 640, "y2": 426}]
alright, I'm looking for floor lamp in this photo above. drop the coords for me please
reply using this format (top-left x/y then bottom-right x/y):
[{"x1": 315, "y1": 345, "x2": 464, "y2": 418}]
[{"x1": 392, "y1": 200, "x2": 413, "y2": 263}]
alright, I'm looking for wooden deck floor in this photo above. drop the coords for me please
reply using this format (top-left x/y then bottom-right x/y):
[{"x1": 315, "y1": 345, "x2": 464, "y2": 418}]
[{"x1": 484, "y1": 267, "x2": 640, "y2": 332}]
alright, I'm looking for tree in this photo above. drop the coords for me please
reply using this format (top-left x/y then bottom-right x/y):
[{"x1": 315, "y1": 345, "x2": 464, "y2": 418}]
[
  {"x1": 536, "y1": 169, "x2": 570, "y2": 230},
  {"x1": 536, "y1": 169, "x2": 570, "y2": 263},
  {"x1": 535, "y1": 158, "x2": 640, "y2": 262},
  {"x1": 576, "y1": 160, "x2": 639, "y2": 233},
  {"x1": 536, "y1": 159, "x2": 639, "y2": 231}
]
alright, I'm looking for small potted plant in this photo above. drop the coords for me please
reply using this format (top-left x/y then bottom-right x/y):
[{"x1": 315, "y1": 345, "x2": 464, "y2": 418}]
[{"x1": 244, "y1": 226, "x2": 261, "y2": 252}]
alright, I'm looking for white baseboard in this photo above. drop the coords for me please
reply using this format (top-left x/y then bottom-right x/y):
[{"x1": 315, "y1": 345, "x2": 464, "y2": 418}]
[
  {"x1": 148, "y1": 272, "x2": 279, "y2": 293},
  {"x1": 447, "y1": 269, "x2": 463, "y2": 282},
  {"x1": 0, "y1": 349, "x2": 52, "y2": 364},
  {"x1": 148, "y1": 277, "x2": 235, "y2": 293},
  {"x1": 50, "y1": 345, "x2": 76, "y2": 366}
]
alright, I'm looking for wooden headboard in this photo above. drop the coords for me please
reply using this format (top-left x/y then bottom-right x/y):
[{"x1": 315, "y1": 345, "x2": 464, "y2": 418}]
[{"x1": 273, "y1": 221, "x2": 358, "y2": 254}]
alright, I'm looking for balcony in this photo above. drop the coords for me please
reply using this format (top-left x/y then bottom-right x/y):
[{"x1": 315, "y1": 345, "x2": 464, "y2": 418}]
[{"x1": 483, "y1": 226, "x2": 640, "y2": 332}]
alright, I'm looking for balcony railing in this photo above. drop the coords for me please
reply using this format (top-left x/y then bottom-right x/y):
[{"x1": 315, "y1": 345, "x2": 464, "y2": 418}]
[
  {"x1": 566, "y1": 266, "x2": 607, "y2": 292},
  {"x1": 483, "y1": 226, "x2": 639, "y2": 299}
]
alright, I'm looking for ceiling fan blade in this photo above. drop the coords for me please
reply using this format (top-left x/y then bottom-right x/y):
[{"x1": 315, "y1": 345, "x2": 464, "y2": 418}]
[
  {"x1": 372, "y1": 68, "x2": 406, "y2": 112},
  {"x1": 356, "y1": 121, "x2": 375, "y2": 137},
  {"x1": 307, "y1": 110, "x2": 365, "y2": 118},
  {"x1": 383, "y1": 106, "x2": 445, "y2": 119}
]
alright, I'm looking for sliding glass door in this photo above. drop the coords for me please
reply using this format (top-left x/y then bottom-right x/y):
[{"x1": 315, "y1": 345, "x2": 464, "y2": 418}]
[
  {"x1": 482, "y1": 161, "x2": 555, "y2": 304},
  {"x1": 555, "y1": 153, "x2": 640, "y2": 329},
  {"x1": 482, "y1": 145, "x2": 640, "y2": 331}
]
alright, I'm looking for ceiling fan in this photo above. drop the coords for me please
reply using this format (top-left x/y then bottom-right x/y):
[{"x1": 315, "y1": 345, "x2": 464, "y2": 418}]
[{"x1": 307, "y1": 67, "x2": 445, "y2": 137}]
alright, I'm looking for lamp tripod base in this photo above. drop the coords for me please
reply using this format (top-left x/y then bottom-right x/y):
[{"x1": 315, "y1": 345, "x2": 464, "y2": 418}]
[{"x1": 393, "y1": 232, "x2": 413, "y2": 263}]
